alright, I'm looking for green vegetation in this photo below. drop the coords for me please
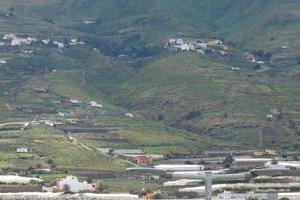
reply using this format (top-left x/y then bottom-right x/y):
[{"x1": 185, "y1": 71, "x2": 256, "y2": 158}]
[{"x1": 0, "y1": 0, "x2": 300, "y2": 177}]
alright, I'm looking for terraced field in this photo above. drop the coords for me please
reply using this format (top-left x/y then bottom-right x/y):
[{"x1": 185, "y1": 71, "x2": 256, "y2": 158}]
[{"x1": 0, "y1": 0, "x2": 300, "y2": 177}]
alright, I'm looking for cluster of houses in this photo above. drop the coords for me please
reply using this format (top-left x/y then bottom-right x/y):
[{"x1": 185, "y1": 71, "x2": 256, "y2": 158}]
[
  {"x1": 165, "y1": 38, "x2": 231, "y2": 56},
  {"x1": 0, "y1": 33, "x2": 85, "y2": 49},
  {"x1": 0, "y1": 175, "x2": 98, "y2": 194},
  {"x1": 3, "y1": 33, "x2": 37, "y2": 46},
  {"x1": 42, "y1": 38, "x2": 85, "y2": 49},
  {"x1": 126, "y1": 148, "x2": 300, "y2": 199},
  {"x1": 58, "y1": 97, "x2": 135, "y2": 119},
  {"x1": 59, "y1": 97, "x2": 103, "y2": 108},
  {"x1": 2, "y1": 145, "x2": 300, "y2": 199}
]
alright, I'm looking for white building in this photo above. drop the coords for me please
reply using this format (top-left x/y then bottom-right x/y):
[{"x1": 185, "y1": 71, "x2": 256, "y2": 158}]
[
  {"x1": 176, "y1": 39, "x2": 184, "y2": 45},
  {"x1": 70, "y1": 99, "x2": 82, "y2": 104},
  {"x1": 231, "y1": 67, "x2": 240, "y2": 70},
  {"x1": 257, "y1": 61, "x2": 265, "y2": 64},
  {"x1": 57, "y1": 176, "x2": 95, "y2": 193},
  {"x1": 53, "y1": 41, "x2": 64, "y2": 48},
  {"x1": 3, "y1": 34, "x2": 37, "y2": 46},
  {"x1": 169, "y1": 38, "x2": 176, "y2": 44},
  {"x1": 125, "y1": 113, "x2": 134, "y2": 118},
  {"x1": 178, "y1": 43, "x2": 195, "y2": 51},
  {"x1": 88, "y1": 101, "x2": 103, "y2": 108},
  {"x1": 16, "y1": 147, "x2": 29, "y2": 153},
  {"x1": 83, "y1": 20, "x2": 96, "y2": 24},
  {"x1": 69, "y1": 39, "x2": 85, "y2": 46},
  {"x1": 196, "y1": 42, "x2": 208, "y2": 49}
]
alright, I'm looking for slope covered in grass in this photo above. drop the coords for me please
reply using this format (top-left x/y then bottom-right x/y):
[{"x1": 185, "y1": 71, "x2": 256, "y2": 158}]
[{"x1": 0, "y1": 0, "x2": 299, "y2": 151}]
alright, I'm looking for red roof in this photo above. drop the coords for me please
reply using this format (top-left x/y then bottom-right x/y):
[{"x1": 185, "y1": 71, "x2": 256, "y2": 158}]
[
  {"x1": 247, "y1": 53, "x2": 255, "y2": 60},
  {"x1": 133, "y1": 155, "x2": 150, "y2": 164}
]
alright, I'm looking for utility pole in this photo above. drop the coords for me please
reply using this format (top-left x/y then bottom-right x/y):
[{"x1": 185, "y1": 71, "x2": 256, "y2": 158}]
[{"x1": 205, "y1": 172, "x2": 212, "y2": 200}]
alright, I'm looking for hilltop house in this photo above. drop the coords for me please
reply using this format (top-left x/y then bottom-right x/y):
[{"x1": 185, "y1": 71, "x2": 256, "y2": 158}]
[{"x1": 3, "y1": 34, "x2": 37, "y2": 46}]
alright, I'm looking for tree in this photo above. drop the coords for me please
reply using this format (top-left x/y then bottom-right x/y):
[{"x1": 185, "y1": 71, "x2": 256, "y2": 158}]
[
  {"x1": 47, "y1": 159, "x2": 54, "y2": 165},
  {"x1": 36, "y1": 164, "x2": 42, "y2": 169},
  {"x1": 254, "y1": 63, "x2": 261, "y2": 70},
  {"x1": 271, "y1": 158, "x2": 278, "y2": 165},
  {"x1": 96, "y1": 18, "x2": 102, "y2": 24},
  {"x1": 9, "y1": 6, "x2": 15, "y2": 12},
  {"x1": 184, "y1": 161, "x2": 193, "y2": 165},
  {"x1": 264, "y1": 52, "x2": 272, "y2": 61},
  {"x1": 255, "y1": 49, "x2": 265, "y2": 58},
  {"x1": 27, "y1": 166, "x2": 34, "y2": 172},
  {"x1": 292, "y1": 154, "x2": 299, "y2": 161},
  {"x1": 288, "y1": 120, "x2": 296, "y2": 129},
  {"x1": 96, "y1": 181, "x2": 104, "y2": 193},
  {"x1": 157, "y1": 113, "x2": 164, "y2": 121},
  {"x1": 87, "y1": 178, "x2": 93, "y2": 184},
  {"x1": 198, "y1": 160, "x2": 207, "y2": 165},
  {"x1": 152, "y1": 193, "x2": 163, "y2": 199},
  {"x1": 63, "y1": 184, "x2": 72, "y2": 194},
  {"x1": 64, "y1": 38, "x2": 70, "y2": 48},
  {"x1": 223, "y1": 155, "x2": 234, "y2": 168},
  {"x1": 186, "y1": 192, "x2": 198, "y2": 199}
]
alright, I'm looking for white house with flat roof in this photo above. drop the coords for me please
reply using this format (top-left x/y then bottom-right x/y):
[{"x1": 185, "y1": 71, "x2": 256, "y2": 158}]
[{"x1": 57, "y1": 176, "x2": 95, "y2": 193}]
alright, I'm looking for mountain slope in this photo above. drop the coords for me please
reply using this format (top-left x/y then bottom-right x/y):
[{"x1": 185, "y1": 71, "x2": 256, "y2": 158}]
[
  {"x1": 0, "y1": 0, "x2": 300, "y2": 151},
  {"x1": 91, "y1": 53, "x2": 300, "y2": 149}
]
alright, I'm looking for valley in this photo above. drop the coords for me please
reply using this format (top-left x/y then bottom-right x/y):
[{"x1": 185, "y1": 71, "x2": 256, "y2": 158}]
[{"x1": 0, "y1": 0, "x2": 300, "y2": 199}]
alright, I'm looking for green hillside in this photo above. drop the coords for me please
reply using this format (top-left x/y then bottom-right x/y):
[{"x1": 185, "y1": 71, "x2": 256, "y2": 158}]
[{"x1": 0, "y1": 0, "x2": 299, "y2": 159}]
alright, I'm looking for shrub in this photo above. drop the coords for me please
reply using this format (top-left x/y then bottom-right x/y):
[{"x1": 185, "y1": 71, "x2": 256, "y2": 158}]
[{"x1": 254, "y1": 63, "x2": 261, "y2": 70}]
